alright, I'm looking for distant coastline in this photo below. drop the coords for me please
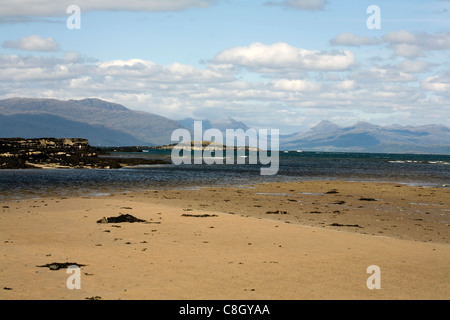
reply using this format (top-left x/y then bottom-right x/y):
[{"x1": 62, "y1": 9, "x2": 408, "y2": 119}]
[
  {"x1": 104, "y1": 141, "x2": 260, "y2": 152},
  {"x1": 0, "y1": 138, "x2": 262, "y2": 169},
  {"x1": 0, "y1": 138, "x2": 170, "y2": 169},
  {"x1": 2, "y1": 98, "x2": 450, "y2": 154}
]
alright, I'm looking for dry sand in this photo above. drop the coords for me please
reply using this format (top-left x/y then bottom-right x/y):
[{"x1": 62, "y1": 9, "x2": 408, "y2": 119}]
[{"x1": 0, "y1": 181, "x2": 449, "y2": 300}]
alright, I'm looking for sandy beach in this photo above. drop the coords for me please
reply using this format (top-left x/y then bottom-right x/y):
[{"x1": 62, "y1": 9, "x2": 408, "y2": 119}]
[{"x1": 0, "y1": 180, "x2": 449, "y2": 300}]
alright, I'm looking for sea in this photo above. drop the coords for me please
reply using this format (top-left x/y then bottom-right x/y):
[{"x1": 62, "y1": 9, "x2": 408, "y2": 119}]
[{"x1": 1, "y1": 150, "x2": 449, "y2": 200}]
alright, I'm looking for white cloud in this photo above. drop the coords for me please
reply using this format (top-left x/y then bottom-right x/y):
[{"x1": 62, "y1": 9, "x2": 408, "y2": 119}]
[
  {"x1": 96, "y1": 58, "x2": 232, "y2": 83},
  {"x1": 391, "y1": 44, "x2": 425, "y2": 58},
  {"x1": 266, "y1": 0, "x2": 327, "y2": 11},
  {"x1": 2, "y1": 35, "x2": 59, "y2": 52},
  {"x1": 330, "y1": 32, "x2": 381, "y2": 47},
  {"x1": 332, "y1": 80, "x2": 355, "y2": 91},
  {"x1": 421, "y1": 75, "x2": 450, "y2": 92},
  {"x1": 0, "y1": 0, "x2": 214, "y2": 17},
  {"x1": 382, "y1": 30, "x2": 417, "y2": 44},
  {"x1": 330, "y1": 30, "x2": 450, "y2": 58},
  {"x1": 272, "y1": 79, "x2": 321, "y2": 91},
  {"x1": 351, "y1": 66, "x2": 416, "y2": 83},
  {"x1": 383, "y1": 30, "x2": 450, "y2": 57},
  {"x1": 417, "y1": 32, "x2": 450, "y2": 51},
  {"x1": 397, "y1": 60, "x2": 433, "y2": 73},
  {"x1": 382, "y1": 31, "x2": 422, "y2": 57},
  {"x1": 213, "y1": 42, "x2": 355, "y2": 72},
  {"x1": 383, "y1": 30, "x2": 450, "y2": 51}
]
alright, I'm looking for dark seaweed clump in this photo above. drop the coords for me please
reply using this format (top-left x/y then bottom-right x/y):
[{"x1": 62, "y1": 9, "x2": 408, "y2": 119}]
[{"x1": 97, "y1": 214, "x2": 147, "y2": 223}]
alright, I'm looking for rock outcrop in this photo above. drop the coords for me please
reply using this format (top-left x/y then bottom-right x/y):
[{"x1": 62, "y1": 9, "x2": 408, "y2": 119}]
[{"x1": 0, "y1": 138, "x2": 170, "y2": 169}]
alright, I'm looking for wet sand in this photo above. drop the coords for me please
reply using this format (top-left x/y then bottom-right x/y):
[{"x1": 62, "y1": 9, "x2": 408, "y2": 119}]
[
  {"x1": 0, "y1": 181, "x2": 449, "y2": 300},
  {"x1": 140, "y1": 180, "x2": 450, "y2": 243}
]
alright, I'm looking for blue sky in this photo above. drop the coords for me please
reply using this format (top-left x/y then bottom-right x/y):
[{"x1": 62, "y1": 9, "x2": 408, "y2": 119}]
[{"x1": 0, "y1": 0, "x2": 449, "y2": 133}]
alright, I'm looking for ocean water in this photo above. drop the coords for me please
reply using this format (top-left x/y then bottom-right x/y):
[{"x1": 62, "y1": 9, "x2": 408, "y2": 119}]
[{"x1": 0, "y1": 151, "x2": 449, "y2": 200}]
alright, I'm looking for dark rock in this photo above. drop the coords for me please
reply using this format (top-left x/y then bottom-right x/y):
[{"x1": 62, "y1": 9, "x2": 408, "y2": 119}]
[
  {"x1": 37, "y1": 262, "x2": 86, "y2": 270},
  {"x1": 181, "y1": 214, "x2": 218, "y2": 217},
  {"x1": 329, "y1": 223, "x2": 363, "y2": 228},
  {"x1": 359, "y1": 197, "x2": 377, "y2": 201},
  {"x1": 97, "y1": 214, "x2": 147, "y2": 223},
  {"x1": 266, "y1": 210, "x2": 288, "y2": 214},
  {"x1": 0, "y1": 137, "x2": 170, "y2": 169}
]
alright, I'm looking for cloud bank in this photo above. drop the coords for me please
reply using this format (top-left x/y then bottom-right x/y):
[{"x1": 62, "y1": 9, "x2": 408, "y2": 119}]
[
  {"x1": 266, "y1": 0, "x2": 327, "y2": 11},
  {"x1": 2, "y1": 35, "x2": 60, "y2": 52},
  {"x1": 331, "y1": 31, "x2": 450, "y2": 58},
  {"x1": 1, "y1": 34, "x2": 448, "y2": 131},
  {"x1": 213, "y1": 42, "x2": 355, "y2": 73},
  {"x1": 0, "y1": 0, "x2": 214, "y2": 17},
  {"x1": 330, "y1": 32, "x2": 381, "y2": 47}
]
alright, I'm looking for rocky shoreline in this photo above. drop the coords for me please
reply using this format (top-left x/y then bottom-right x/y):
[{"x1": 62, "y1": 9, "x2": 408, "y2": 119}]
[{"x1": 0, "y1": 138, "x2": 170, "y2": 169}]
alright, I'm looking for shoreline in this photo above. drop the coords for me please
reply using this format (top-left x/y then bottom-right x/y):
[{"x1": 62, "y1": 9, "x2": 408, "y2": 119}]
[
  {"x1": 1, "y1": 170, "x2": 448, "y2": 203},
  {"x1": 0, "y1": 180, "x2": 449, "y2": 299},
  {"x1": 112, "y1": 180, "x2": 450, "y2": 244},
  {"x1": 2, "y1": 180, "x2": 449, "y2": 243}
]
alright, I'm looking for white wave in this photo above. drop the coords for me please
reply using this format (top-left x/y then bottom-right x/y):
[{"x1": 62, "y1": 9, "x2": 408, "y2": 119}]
[{"x1": 388, "y1": 160, "x2": 450, "y2": 165}]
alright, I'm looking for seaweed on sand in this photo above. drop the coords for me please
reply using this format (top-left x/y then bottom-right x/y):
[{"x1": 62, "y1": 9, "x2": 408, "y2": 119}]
[
  {"x1": 97, "y1": 214, "x2": 147, "y2": 223},
  {"x1": 37, "y1": 262, "x2": 86, "y2": 270}
]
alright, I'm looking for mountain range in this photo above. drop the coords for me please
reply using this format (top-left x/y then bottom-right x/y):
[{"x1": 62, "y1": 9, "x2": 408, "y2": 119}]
[
  {"x1": 1, "y1": 97, "x2": 449, "y2": 154},
  {"x1": 0, "y1": 98, "x2": 182, "y2": 146},
  {"x1": 177, "y1": 117, "x2": 250, "y2": 133},
  {"x1": 280, "y1": 120, "x2": 450, "y2": 154}
]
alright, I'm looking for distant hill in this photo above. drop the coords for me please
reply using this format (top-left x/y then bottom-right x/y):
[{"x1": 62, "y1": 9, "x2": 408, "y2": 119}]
[
  {"x1": 0, "y1": 113, "x2": 146, "y2": 146},
  {"x1": 0, "y1": 98, "x2": 185, "y2": 146},
  {"x1": 281, "y1": 121, "x2": 450, "y2": 154},
  {"x1": 177, "y1": 117, "x2": 257, "y2": 146},
  {"x1": 178, "y1": 118, "x2": 450, "y2": 153},
  {"x1": 177, "y1": 117, "x2": 250, "y2": 133}
]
